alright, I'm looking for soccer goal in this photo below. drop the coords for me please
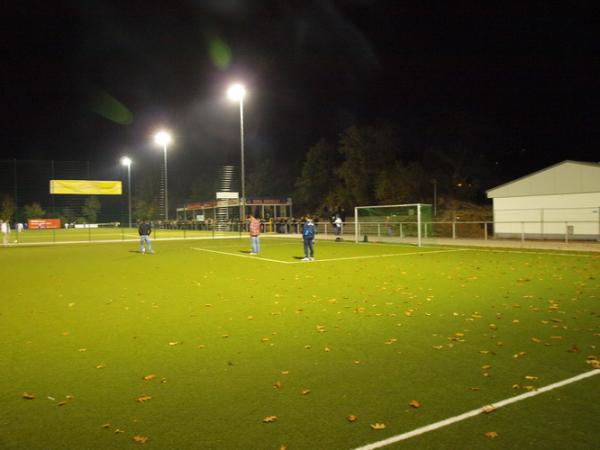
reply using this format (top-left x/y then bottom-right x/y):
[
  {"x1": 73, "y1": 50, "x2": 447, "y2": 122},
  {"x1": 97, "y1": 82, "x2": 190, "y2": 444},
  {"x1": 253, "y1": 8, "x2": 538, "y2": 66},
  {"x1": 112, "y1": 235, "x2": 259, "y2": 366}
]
[{"x1": 354, "y1": 203, "x2": 433, "y2": 247}]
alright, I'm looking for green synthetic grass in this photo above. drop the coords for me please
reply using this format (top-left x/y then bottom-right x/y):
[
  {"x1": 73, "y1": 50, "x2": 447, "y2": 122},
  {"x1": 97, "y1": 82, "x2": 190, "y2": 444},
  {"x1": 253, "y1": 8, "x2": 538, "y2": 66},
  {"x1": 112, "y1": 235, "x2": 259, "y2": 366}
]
[{"x1": 0, "y1": 238, "x2": 598, "y2": 450}]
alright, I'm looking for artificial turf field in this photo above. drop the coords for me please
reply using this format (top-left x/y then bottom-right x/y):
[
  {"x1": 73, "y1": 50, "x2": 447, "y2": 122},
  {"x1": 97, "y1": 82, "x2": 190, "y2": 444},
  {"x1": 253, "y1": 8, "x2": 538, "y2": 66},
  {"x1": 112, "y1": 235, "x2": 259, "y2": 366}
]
[{"x1": 1, "y1": 237, "x2": 599, "y2": 449}]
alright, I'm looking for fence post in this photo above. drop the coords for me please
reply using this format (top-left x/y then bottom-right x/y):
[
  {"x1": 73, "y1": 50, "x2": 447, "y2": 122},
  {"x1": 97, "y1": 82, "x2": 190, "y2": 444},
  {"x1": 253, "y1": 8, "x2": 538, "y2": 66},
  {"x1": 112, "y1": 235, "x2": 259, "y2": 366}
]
[
  {"x1": 484, "y1": 222, "x2": 488, "y2": 240},
  {"x1": 565, "y1": 222, "x2": 568, "y2": 243},
  {"x1": 521, "y1": 222, "x2": 525, "y2": 242},
  {"x1": 452, "y1": 221, "x2": 456, "y2": 240}
]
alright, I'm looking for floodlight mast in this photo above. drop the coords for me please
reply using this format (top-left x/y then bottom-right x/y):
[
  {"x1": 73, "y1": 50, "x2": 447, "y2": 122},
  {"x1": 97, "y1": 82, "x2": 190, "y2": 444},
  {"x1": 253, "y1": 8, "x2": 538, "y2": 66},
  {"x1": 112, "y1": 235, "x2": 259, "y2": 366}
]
[
  {"x1": 227, "y1": 83, "x2": 246, "y2": 227},
  {"x1": 154, "y1": 130, "x2": 172, "y2": 221},
  {"x1": 120, "y1": 156, "x2": 132, "y2": 228}
]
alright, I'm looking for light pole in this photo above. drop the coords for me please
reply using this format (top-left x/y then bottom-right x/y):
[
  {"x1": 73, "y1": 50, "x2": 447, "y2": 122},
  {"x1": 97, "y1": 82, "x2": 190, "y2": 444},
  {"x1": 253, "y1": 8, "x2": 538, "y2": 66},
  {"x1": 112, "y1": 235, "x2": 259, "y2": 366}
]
[
  {"x1": 154, "y1": 130, "x2": 172, "y2": 221},
  {"x1": 227, "y1": 83, "x2": 246, "y2": 225},
  {"x1": 121, "y1": 156, "x2": 132, "y2": 228}
]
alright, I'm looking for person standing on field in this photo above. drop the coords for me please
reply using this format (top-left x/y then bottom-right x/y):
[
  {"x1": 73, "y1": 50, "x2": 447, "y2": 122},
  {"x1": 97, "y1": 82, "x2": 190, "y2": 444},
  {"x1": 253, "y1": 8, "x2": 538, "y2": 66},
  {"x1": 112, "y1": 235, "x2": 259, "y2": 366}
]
[
  {"x1": 302, "y1": 215, "x2": 316, "y2": 261},
  {"x1": 1, "y1": 220, "x2": 10, "y2": 247},
  {"x1": 138, "y1": 219, "x2": 154, "y2": 254},
  {"x1": 249, "y1": 214, "x2": 261, "y2": 255}
]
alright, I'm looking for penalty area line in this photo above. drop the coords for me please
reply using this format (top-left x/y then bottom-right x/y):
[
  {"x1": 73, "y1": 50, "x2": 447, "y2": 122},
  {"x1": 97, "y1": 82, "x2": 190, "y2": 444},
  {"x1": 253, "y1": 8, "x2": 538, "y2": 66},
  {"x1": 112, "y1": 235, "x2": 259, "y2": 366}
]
[
  {"x1": 352, "y1": 369, "x2": 600, "y2": 450},
  {"x1": 191, "y1": 247, "x2": 293, "y2": 264}
]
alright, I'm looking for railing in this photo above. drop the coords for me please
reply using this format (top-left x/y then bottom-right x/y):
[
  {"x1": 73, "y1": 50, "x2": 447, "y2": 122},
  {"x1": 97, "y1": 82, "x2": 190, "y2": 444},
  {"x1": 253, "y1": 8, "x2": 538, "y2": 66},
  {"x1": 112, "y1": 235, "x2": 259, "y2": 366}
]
[{"x1": 2, "y1": 219, "x2": 599, "y2": 247}]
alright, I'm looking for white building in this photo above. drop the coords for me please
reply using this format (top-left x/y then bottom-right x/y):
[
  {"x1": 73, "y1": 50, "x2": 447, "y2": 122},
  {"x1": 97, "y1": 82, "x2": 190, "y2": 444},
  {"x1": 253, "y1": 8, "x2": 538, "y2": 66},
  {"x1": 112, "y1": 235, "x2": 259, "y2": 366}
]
[{"x1": 486, "y1": 160, "x2": 600, "y2": 240}]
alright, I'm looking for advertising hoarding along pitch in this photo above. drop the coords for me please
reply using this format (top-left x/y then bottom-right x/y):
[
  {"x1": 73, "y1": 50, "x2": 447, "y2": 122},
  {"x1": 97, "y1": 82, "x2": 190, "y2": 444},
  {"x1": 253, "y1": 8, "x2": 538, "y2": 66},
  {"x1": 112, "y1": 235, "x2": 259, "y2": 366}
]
[{"x1": 50, "y1": 180, "x2": 122, "y2": 195}]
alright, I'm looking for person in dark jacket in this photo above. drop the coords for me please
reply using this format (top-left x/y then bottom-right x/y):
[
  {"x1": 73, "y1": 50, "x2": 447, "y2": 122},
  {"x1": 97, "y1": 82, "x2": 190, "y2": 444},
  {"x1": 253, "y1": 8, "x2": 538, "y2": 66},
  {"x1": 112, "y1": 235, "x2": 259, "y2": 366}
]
[
  {"x1": 302, "y1": 216, "x2": 316, "y2": 261},
  {"x1": 138, "y1": 220, "x2": 154, "y2": 254}
]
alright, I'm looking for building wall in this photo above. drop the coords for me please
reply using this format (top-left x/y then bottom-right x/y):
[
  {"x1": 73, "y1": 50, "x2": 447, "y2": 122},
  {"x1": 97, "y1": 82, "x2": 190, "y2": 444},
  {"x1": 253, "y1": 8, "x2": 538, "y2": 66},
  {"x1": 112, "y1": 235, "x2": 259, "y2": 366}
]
[{"x1": 493, "y1": 192, "x2": 600, "y2": 239}]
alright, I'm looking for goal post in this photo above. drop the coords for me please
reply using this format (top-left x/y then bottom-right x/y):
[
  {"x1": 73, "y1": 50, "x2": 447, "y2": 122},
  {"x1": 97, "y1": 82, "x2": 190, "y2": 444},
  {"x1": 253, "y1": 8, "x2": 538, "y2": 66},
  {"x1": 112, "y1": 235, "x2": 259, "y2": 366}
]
[{"x1": 354, "y1": 203, "x2": 433, "y2": 247}]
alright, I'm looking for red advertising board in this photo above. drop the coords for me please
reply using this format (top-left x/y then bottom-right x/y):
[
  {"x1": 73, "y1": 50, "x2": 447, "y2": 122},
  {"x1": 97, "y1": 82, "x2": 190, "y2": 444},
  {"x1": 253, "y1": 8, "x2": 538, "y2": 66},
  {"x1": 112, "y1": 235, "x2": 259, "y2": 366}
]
[{"x1": 28, "y1": 218, "x2": 61, "y2": 229}]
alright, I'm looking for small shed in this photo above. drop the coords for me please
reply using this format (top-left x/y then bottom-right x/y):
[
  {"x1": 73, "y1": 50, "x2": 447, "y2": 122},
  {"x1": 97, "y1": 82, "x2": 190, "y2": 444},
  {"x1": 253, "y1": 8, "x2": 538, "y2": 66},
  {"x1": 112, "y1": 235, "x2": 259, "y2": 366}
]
[{"x1": 486, "y1": 160, "x2": 600, "y2": 240}]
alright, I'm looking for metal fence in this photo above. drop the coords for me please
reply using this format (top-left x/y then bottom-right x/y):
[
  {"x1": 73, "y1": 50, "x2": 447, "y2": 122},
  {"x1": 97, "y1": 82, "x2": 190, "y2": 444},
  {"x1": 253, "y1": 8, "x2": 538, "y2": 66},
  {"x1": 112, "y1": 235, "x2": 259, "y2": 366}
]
[{"x1": 2, "y1": 219, "x2": 599, "y2": 248}]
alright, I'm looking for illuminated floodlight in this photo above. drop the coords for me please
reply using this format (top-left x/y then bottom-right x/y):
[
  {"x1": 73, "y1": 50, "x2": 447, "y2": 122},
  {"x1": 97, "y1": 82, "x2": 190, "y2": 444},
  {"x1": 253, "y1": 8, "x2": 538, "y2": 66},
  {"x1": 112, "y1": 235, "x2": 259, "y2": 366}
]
[
  {"x1": 227, "y1": 83, "x2": 246, "y2": 102},
  {"x1": 154, "y1": 130, "x2": 172, "y2": 146},
  {"x1": 120, "y1": 156, "x2": 132, "y2": 167}
]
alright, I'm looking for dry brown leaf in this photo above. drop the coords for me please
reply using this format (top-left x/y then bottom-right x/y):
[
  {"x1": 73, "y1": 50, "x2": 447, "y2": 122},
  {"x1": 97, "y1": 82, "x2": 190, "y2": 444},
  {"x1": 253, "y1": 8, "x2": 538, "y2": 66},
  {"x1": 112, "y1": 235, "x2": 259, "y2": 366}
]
[
  {"x1": 531, "y1": 337, "x2": 542, "y2": 343},
  {"x1": 133, "y1": 435, "x2": 149, "y2": 444},
  {"x1": 136, "y1": 394, "x2": 152, "y2": 403},
  {"x1": 482, "y1": 405, "x2": 496, "y2": 414},
  {"x1": 346, "y1": 415, "x2": 358, "y2": 423},
  {"x1": 142, "y1": 374, "x2": 156, "y2": 381},
  {"x1": 96, "y1": 363, "x2": 106, "y2": 369},
  {"x1": 567, "y1": 345, "x2": 580, "y2": 353},
  {"x1": 57, "y1": 400, "x2": 68, "y2": 406},
  {"x1": 101, "y1": 423, "x2": 111, "y2": 429},
  {"x1": 481, "y1": 364, "x2": 492, "y2": 370},
  {"x1": 370, "y1": 423, "x2": 386, "y2": 430},
  {"x1": 409, "y1": 399, "x2": 421, "y2": 408},
  {"x1": 513, "y1": 351, "x2": 527, "y2": 358},
  {"x1": 273, "y1": 381, "x2": 283, "y2": 390},
  {"x1": 301, "y1": 389, "x2": 311, "y2": 396},
  {"x1": 22, "y1": 392, "x2": 35, "y2": 400},
  {"x1": 484, "y1": 431, "x2": 499, "y2": 439},
  {"x1": 262, "y1": 416, "x2": 278, "y2": 423}
]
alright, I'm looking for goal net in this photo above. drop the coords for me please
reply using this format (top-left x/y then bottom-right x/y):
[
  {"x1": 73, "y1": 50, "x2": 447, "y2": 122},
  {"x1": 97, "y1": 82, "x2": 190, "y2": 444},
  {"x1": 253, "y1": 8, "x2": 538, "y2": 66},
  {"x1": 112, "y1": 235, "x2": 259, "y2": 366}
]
[{"x1": 354, "y1": 203, "x2": 433, "y2": 247}]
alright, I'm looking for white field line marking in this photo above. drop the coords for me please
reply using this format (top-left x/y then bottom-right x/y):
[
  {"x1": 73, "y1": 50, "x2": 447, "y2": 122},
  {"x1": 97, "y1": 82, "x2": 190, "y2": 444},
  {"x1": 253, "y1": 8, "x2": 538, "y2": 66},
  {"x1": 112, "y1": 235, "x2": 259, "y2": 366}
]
[
  {"x1": 306, "y1": 248, "x2": 471, "y2": 263},
  {"x1": 190, "y1": 247, "x2": 470, "y2": 264},
  {"x1": 191, "y1": 247, "x2": 293, "y2": 264},
  {"x1": 352, "y1": 369, "x2": 600, "y2": 450}
]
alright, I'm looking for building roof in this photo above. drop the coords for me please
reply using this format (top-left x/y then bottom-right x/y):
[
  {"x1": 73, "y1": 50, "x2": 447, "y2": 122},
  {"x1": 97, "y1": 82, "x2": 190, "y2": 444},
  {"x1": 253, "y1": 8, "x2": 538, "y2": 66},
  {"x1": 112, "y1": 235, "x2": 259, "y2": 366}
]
[{"x1": 487, "y1": 160, "x2": 600, "y2": 198}]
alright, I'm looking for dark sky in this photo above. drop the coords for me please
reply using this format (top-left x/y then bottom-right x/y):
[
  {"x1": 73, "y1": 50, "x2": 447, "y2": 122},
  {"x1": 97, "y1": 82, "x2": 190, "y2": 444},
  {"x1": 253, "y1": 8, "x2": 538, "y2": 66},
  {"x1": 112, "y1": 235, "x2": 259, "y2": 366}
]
[{"x1": 2, "y1": 1, "x2": 599, "y2": 190}]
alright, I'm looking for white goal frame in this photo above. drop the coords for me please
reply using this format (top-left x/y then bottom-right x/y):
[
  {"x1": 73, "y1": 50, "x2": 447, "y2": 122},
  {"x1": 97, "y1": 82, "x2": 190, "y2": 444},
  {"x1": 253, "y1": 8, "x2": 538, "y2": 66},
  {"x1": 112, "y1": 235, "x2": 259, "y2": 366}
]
[{"x1": 354, "y1": 203, "x2": 430, "y2": 247}]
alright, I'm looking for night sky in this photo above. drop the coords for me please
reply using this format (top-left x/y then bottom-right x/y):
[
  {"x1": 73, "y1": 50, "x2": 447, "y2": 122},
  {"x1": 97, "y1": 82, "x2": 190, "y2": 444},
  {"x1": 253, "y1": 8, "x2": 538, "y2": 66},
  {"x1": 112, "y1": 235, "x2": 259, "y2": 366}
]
[{"x1": 3, "y1": 1, "x2": 599, "y2": 195}]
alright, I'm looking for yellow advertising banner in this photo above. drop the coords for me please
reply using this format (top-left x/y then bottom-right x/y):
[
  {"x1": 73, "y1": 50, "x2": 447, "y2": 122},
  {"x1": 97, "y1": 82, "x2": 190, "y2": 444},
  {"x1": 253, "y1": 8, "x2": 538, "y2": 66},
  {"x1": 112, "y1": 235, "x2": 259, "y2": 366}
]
[{"x1": 50, "y1": 180, "x2": 123, "y2": 195}]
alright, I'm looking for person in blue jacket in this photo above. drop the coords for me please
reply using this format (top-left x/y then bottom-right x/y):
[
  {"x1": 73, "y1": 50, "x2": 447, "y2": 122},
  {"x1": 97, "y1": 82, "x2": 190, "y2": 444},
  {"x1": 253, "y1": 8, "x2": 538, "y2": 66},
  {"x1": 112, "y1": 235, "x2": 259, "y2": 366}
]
[{"x1": 302, "y1": 215, "x2": 316, "y2": 261}]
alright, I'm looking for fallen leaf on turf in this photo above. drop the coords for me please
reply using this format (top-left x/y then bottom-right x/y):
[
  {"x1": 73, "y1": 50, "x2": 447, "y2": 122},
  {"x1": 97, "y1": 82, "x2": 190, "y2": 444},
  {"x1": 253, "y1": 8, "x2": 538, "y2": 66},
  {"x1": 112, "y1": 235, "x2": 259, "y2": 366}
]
[
  {"x1": 301, "y1": 389, "x2": 311, "y2": 395},
  {"x1": 96, "y1": 363, "x2": 106, "y2": 369},
  {"x1": 273, "y1": 381, "x2": 283, "y2": 390},
  {"x1": 513, "y1": 351, "x2": 527, "y2": 358},
  {"x1": 567, "y1": 345, "x2": 580, "y2": 353},
  {"x1": 550, "y1": 336, "x2": 563, "y2": 340},
  {"x1": 281, "y1": 370, "x2": 290, "y2": 375},
  {"x1": 531, "y1": 337, "x2": 542, "y2": 343},
  {"x1": 485, "y1": 431, "x2": 499, "y2": 439},
  {"x1": 346, "y1": 415, "x2": 358, "y2": 422},
  {"x1": 101, "y1": 423, "x2": 111, "y2": 429},
  {"x1": 133, "y1": 435, "x2": 148, "y2": 444},
  {"x1": 524, "y1": 375, "x2": 538, "y2": 380},
  {"x1": 57, "y1": 400, "x2": 68, "y2": 406},
  {"x1": 22, "y1": 392, "x2": 35, "y2": 399},
  {"x1": 114, "y1": 429, "x2": 125, "y2": 434},
  {"x1": 78, "y1": 348, "x2": 87, "y2": 352},
  {"x1": 409, "y1": 400, "x2": 421, "y2": 408},
  {"x1": 470, "y1": 387, "x2": 480, "y2": 391},
  {"x1": 482, "y1": 405, "x2": 496, "y2": 414},
  {"x1": 432, "y1": 345, "x2": 444, "y2": 350},
  {"x1": 481, "y1": 364, "x2": 492, "y2": 370},
  {"x1": 324, "y1": 346, "x2": 331, "y2": 352},
  {"x1": 143, "y1": 374, "x2": 156, "y2": 381},
  {"x1": 168, "y1": 341, "x2": 180, "y2": 346},
  {"x1": 136, "y1": 394, "x2": 152, "y2": 403},
  {"x1": 263, "y1": 416, "x2": 278, "y2": 423},
  {"x1": 370, "y1": 423, "x2": 386, "y2": 430},
  {"x1": 512, "y1": 384, "x2": 521, "y2": 389}
]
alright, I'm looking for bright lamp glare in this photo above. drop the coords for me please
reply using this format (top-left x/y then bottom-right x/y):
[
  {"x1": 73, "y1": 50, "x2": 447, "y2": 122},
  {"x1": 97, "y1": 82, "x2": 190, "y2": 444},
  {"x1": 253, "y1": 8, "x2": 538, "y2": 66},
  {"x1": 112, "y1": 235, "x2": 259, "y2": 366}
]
[
  {"x1": 154, "y1": 130, "x2": 172, "y2": 146},
  {"x1": 227, "y1": 83, "x2": 246, "y2": 101},
  {"x1": 121, "y1": 156, "x2": 132, "y2": 166}
]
